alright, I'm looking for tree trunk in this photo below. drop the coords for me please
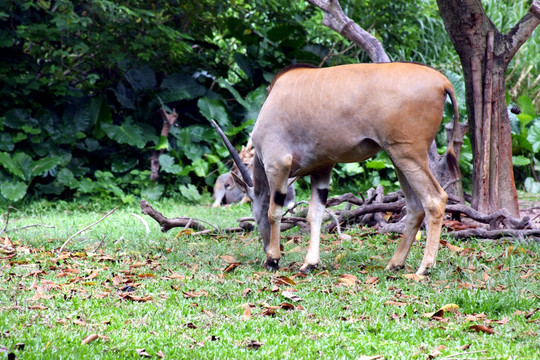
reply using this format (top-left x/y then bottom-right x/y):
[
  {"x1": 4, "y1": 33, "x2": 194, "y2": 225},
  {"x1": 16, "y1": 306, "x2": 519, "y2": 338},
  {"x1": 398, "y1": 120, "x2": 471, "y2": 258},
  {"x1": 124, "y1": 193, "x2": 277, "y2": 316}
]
[{"x1": 436, "y1": 0, "x2": 540, "y2": 217}]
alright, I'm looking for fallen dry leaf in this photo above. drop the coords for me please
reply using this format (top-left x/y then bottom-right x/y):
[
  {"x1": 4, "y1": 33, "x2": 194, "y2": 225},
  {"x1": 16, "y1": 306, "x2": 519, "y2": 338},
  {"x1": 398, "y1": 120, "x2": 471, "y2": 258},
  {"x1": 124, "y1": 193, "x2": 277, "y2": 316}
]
[
  {"x1": 358, "y1": 355, "x2": 383, "y2": 360},
  {"x1": 81, "y1": 334, "x2": 99, "y2": 345},
  {"x1": 384, "y1": 300, "x2": 407, "y2": 307},
  {"x1": 525, "y1": 308, "x2": 539, "y2": 319},
  {"x1": 138, "y1": 273, "x2": 157, "y2": 278},
  {"x1": 244, "y1": 305, "x2": 252, "y2": 320},
  {"x1": 469, "y1": 324, "x2": 495, "y2": 334},
  {"x1": 365, "y1": 276, "x2": 379, "y2": 285},
  {"x1": 337, "y1": 274, "x2": 358, "y2": 286},
  {"x1": 245, "y1": 340, "x2": 263, "y2": 349},
  {"x1": 222, "y1": 262, "x2": 241, "y2": 274},
  {"x1": 119, "y1": 294, "x2": 153, "y2": 302},
  {"x1": 136, "y1": 348, "x2": 152, "y2": 358},
  {"x1": 429, "y1": 344, "x2": 446, "y2": 358},
  {"x1": 182, "y1": 290, "x2": 208, "y2": 298},
  {"x1": 220, "y1": 255, "x2": 238, "y2": 264},
  {"x1": 403, "y1": 273, "x2": 426, "y2": 282},
  {"x1": 274, "y1": 275, "x2": 296, "y2": 286},
  {"x1": 281, "y1": 290, "x2": 303, "y2": 302}
]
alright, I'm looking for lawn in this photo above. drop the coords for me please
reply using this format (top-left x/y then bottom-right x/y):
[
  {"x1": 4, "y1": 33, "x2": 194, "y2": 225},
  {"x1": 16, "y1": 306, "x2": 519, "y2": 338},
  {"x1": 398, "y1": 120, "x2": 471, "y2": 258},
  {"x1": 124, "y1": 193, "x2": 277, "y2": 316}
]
[{"x1": 1, "y1": 198, "x2": 539, "y2": 359}]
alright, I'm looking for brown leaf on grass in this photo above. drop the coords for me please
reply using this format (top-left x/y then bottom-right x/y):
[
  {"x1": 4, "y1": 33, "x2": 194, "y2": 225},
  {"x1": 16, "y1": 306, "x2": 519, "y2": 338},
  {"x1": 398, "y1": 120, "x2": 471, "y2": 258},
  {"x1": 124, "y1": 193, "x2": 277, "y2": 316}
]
[
  {"x1": 274, "y1": 275, "x2": 296, "y2": 286},
  {"x1": 30, "y1": 287, "x2": 54, "y2": 301},
  {"x1": 289, "y1": 246, "x2": 303, "y2": 253},
  {"x1": 130, "y1": 261, "x2": 146, "y2": 269},
  {"x1": 465, "y1": 313, "x2": 487, "y2": 322},
  {"x1": 337, "y1": 274, "x2": 358, "y2": 286},
  {"x1": 220, "y1": 255, "x2": 238, "y2": 264},
  {"x1": 358, "y1": 356, "x2": 384, "y2": 360},
  {"x1": 459, "y1": 344, "x2": 471, "y2": 351},
  {"x1": 365, "y1": 276, "x2": 379, "y2": 285},
  {"x1": 157, "y1": 350, "x2": 165, "y2": 359},
  {"x1": 384, "y1": 300, "x2": 407, "y2": 307},
  {"x1": 185, "y1": 322, "x2": 198, "y2": 329},
  {"x1": 279, "y1": 302, "x2": 296, "y2": 311},
  {"x1": 469, "y1": 324, "x2": 495, "y2": 334},
  {"x1": 28, "y1": 304, "x2": 48, "y2": 310},
  {"x1": 138, "y1": 273, "x2": 157, "y2": 278},
  {"x1": 222, "y1": 263, "x2": 241, "y2": 274},
  {"x1": 243, "y1": 305, "x2": 252, "y2": 320},
  {"x1": 429, "y1": 344, "x2": 446, "y2": 358},
  {"x1": 81, "y1": 334, "x2": 99, "y2": 345},
  {"x1": 244, "y1": 340, "x2": 263, "y2": 349},
  {"x1": 281, "y1": 290, "x2": 303, "y2": 302},
  {"x1": 136, "y1": 348, "x2": 152, "y2": 358},
  {"x1": 243, "y1": 288, "x2": 252, "y2": 296},
  {"x1": 119, "y1": 294, "x2": 153, "y2": 302},
  {"x1": 182, "y1": 290, "x2": 209, "y2": 298},
  {"x1": 84, "y1": 270, "x2": 99, "y2": 280},
  {"x1": 525, "y1": 308, "x2": 539, "y2": 319},
  {"x1": 403, "y1": 273, "x2": 426, "y2": 282}
]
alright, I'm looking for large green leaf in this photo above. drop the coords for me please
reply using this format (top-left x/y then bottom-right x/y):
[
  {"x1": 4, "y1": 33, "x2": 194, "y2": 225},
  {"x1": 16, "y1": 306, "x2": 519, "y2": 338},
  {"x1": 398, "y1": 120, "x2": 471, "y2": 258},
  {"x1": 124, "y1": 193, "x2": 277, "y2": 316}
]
[
  {"x1": 141, "y1": 184, "x2": 164, "y2": 201},
  {"x1": 159, "y1": 154, "x2": 182, "y2": 174},
  {"x1": 517, "y1": 94, "x2": 536, "y2": 116},
  {"x1": 197, "y1": 97, "x2": 231, "y2": 128},
  {"x1": 101, "y1": 121, "x2": 147, "y2": 148},
  {"x1": 160, "y1": 73, "x2": 205, "y2": 102},
  {"x1": 0, "y1": 133, "x2": 14, "y2": 152},
  {"x1": 179, "y1": 184, "x2": 201, "y2": 203},
  {"x1": 0, "y1": 152, "x2": 24, "y2": 179},
  {"x1": 512, "y1": 155, "x2": 531, "y2": 167},
  {"x1": 125, "y1": 65, "x2": 157, "y2": 91},
  {"x1": 1, "y1": 180, "x2": 27, "y2": 201},
  {"x1": 56, "y1": 168, "x2": 79, "y2": 188},
  {"x1": 3, "y1": 108, "x2": 37, "y2": 129},
  {"x1": 31, "y1": 156, "x2": 61, "y2": 176},
  {"x1": 526, "y1": 122, "x2": 540, "y2": 153}
]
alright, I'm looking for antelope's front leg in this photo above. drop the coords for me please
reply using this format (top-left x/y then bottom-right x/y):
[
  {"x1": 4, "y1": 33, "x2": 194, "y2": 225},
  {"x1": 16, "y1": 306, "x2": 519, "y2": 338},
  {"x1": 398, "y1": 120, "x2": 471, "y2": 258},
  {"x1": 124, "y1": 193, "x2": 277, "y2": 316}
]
[
  {"x1": 263, "y1": 156, "x2": 293, "y2": 271},
  {"x1": 299, "y1": 169, "x2": 332, "y2": 273}
]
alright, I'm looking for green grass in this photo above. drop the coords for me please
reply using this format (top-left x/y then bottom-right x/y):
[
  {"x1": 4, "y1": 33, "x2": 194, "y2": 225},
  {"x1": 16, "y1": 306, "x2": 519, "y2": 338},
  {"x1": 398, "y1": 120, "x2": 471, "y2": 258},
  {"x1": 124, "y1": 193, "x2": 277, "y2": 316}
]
[{"x1": 1, "y1": 199, "x2": 539, "y2": 359}]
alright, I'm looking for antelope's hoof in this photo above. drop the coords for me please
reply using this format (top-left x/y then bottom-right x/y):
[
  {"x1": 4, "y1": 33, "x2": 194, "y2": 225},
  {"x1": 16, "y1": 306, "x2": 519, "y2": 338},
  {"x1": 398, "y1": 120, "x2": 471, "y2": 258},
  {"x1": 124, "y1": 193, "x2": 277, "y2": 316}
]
[
  {"x1": 415, "y1": 266, "x2": 430, "y2": 276},
  {"x1": 299, "y1": 263, "x2": 318, "y2": 274},
  {"x1": 264, "y1": 257, "x2": 280, "y2": 271},
  {"x1": 385, "y1": 263, "x2": 405, "y2": 272}
]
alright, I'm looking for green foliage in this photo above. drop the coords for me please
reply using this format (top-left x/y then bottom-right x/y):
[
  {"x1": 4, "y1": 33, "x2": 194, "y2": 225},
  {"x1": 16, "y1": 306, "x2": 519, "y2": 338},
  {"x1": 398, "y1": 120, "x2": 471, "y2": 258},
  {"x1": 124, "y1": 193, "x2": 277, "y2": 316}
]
[
  {"x1": 0, "y1": 0, "x2": 537, "y2": 204},
  {"x1": 510, "y1": 94, "x2": 540, "y2": 193}
]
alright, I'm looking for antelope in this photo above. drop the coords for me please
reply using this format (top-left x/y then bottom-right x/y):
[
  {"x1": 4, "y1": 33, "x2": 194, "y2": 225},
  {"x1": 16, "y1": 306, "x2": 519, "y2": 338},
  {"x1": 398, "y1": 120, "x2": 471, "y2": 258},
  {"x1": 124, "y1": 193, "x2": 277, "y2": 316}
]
[
  {"x1": 212, "y1": 140, "x2": 295, "y2": 207},
  {"x1": 213, "y1": 62, "x2": 459, "y2": 275},
  {"x1": 212, "y1": 141, "x2": 254, "y2": 207}
]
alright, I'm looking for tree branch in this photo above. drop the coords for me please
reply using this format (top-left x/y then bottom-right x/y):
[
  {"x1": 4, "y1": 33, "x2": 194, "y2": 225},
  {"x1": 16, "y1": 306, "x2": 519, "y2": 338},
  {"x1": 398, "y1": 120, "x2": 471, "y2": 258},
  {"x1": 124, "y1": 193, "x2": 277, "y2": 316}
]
[
  {"x1": 502, "y1": 0, "x2": 540, "y2": 65},
  {"x1": 307, "y1": 0, "x2": 390, "y2": 63}
]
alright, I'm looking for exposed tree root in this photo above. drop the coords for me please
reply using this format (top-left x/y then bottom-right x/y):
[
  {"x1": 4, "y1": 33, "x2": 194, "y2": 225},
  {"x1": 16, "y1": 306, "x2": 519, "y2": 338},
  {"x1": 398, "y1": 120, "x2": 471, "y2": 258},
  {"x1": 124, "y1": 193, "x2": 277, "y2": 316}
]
[{"x1": 141, "y1": 188, "x2": 540, "y2": 242}]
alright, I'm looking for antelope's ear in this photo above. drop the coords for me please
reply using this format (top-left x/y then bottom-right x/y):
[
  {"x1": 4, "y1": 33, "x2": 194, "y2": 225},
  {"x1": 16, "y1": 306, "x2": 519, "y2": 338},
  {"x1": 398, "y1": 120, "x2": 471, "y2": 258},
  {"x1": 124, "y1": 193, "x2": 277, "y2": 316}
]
[{"x1": 231, "y1": 172, "x2": 254, "y2": 199}]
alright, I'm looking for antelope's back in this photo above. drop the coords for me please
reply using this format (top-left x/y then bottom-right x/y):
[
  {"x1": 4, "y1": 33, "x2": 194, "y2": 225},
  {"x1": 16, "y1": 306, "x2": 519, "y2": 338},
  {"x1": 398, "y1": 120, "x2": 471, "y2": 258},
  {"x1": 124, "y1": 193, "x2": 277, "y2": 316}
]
[{"x1": 252, "y1": 63, "x2": 451, "y2": 172}]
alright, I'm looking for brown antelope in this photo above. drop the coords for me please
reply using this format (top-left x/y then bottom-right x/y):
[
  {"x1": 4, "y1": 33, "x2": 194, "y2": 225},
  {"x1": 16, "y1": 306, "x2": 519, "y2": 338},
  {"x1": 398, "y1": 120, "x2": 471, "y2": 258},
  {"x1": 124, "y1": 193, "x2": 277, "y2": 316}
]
[{"x1": 213, "y1": 62, "x2": 459, "y2": 275}]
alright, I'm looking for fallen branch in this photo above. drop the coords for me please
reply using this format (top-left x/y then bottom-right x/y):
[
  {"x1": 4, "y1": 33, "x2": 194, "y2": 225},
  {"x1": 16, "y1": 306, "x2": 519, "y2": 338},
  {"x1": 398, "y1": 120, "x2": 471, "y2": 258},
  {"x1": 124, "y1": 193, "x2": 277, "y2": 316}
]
[
  {"x1": 140, "y1": 200, "x2": 205, "y2": 232},
  {"x1": 59, "y1": 207, "x2": 118, "y2": 253}
]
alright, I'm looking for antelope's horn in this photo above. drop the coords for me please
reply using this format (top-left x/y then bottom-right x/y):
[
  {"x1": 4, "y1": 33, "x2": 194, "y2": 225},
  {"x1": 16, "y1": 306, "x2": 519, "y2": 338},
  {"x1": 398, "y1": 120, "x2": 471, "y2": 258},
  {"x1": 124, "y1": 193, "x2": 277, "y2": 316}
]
[{"x1": 211, "y1": 120, "x2": 254, "y2": 188}]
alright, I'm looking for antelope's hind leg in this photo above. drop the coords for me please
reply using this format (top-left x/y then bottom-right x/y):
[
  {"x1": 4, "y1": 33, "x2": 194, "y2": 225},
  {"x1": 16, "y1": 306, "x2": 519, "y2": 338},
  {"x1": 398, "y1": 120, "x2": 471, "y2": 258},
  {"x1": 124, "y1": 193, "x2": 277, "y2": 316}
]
[
  {"x1": 388, "y1": 154, "x2": 448, "y2": 275},
  {"x1": 385, "y1": 167, "x2": 425, "y2": 271},
  {"x1": 299, "y1": 167, "x2": 333, "y2": 273}
]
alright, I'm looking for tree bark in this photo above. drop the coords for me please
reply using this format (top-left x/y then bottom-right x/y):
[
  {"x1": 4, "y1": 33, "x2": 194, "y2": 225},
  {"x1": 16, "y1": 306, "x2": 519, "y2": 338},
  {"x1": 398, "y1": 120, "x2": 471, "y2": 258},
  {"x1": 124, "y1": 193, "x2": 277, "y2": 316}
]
[{"x1": 436, "y1": 0, "x2": 540, "y2": 217}]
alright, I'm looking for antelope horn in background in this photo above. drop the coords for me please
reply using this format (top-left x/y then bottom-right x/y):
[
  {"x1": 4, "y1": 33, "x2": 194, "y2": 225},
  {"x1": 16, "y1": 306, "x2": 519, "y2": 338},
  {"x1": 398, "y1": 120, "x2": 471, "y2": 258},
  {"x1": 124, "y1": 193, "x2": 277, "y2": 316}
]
[{"x1": 211, "y1": 120, "x2": 254, "y2": 188}]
